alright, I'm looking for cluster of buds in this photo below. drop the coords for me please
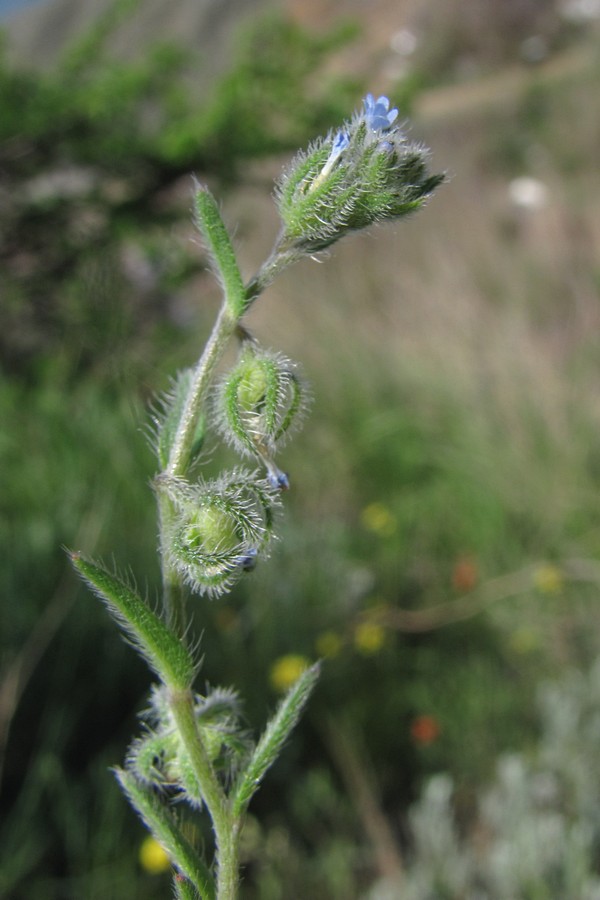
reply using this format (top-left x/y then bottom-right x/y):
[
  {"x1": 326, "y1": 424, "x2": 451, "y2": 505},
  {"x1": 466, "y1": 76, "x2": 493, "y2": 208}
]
[
  {"x1": 129, "y1": 685, "x2": 249, "y2": 806},
  {"x1": 154, "y1": 342, "x2": 308, "y2": 598},
  {"x1": 276, "y1": 93, "x2": 444, "y2": 254}
]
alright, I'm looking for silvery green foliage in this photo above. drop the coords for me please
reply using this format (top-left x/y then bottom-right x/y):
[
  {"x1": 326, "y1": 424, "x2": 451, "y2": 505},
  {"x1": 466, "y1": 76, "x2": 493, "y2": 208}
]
[{"x1": 382, "y1": 661, "x2": 600, "y2": 900}]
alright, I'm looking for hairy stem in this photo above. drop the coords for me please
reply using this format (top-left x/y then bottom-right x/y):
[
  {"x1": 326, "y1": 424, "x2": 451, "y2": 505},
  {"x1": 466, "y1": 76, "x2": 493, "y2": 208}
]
[
  {"x1": 244, "y1": 241, "x2": 301, "y2": 307},
  {"x1": 167, "y1": 304, "x2": 237, "y2": 478},
  {"x1": 160, "y1": 302, "x2": 239, "y2": 633},
  {"x1": 168, "y1": 688, "x2": 240, "y2": 900},
  {"x1": 155, "y1": 199, "x2": 293, "y2": 893}
]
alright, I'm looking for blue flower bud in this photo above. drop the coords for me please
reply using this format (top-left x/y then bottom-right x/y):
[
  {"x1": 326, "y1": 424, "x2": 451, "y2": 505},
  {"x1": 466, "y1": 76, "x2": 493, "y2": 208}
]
[
  {"x1": 236, "y1": 547, "x2": 258, "y2": 571},
  {"x1": 265, "y1": 463, "x2": 290, "y2": 492},
  {"x1": 309, "y1": 129, "x2": 350, "y2": 192}
]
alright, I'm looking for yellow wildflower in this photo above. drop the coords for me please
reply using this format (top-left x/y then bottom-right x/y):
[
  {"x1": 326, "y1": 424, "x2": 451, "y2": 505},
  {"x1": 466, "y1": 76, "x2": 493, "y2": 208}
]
[
  {"x1": 354, "y1": 621, "x2": 386, "y2": 655},
  {"x1": 139, "y1": 835, "x2": 170, "y2": 874},
  {"x1": 361, "y1": 502, "x2": 397, "y2": 537},
  {"x1": 533, "y1": 564, "x2": 564, "y2": 595},
  {"x1": 269, "y1": 654, "x2": 311, "y2": 692}
]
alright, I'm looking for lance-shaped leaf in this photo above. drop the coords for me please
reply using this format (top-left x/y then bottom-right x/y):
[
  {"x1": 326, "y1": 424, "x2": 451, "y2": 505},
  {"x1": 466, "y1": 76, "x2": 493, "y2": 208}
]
[
  {"x1": 116, "y1": 767, "x2": 215, "y2": 900},
  {"x1": 232, "y1": 662, "x2": 320, "y2": 816},
  {"x1": 194, "y1": 183, "x2": 247, "y2": 320},
  {"x1": 70, "y1": 553, "x2": 195, "y2": 690}
]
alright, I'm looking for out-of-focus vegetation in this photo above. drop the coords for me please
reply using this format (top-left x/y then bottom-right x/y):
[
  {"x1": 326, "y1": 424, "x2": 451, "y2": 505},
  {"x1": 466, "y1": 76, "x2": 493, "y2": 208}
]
[
  {"x1": 2, "y1": 0, "x2": 600, "y2": 897},
  {"x1": 0, "y1": 1, "x2": 358, "y2": 381}
]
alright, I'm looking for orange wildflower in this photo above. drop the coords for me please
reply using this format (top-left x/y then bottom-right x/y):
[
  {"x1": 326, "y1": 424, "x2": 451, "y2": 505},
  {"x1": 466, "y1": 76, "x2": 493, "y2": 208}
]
[
  {"x1": 410, "y1": 714, "x2": 441, "y2": 746},
  {"x1": 451, "y1": 556, "x2": 478, "y2": 593}
]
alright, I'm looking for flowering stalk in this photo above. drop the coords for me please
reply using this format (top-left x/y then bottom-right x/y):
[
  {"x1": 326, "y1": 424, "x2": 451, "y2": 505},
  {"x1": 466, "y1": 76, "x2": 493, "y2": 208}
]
[{"x1": 71, "y1": 93, "x2": 443, "y2": 899}]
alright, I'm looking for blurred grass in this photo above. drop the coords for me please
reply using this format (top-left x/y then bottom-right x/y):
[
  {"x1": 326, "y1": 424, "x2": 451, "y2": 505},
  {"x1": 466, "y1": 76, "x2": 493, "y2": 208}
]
[{"x1": 2, "y1": 7, "x2": 600, "y2": 898}]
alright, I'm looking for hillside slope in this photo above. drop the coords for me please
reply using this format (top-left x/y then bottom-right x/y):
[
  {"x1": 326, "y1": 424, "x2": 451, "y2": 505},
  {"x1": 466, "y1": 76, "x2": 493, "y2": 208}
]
[{"x1": 3, "y1": 0, "x2": 277, "y2": 78}]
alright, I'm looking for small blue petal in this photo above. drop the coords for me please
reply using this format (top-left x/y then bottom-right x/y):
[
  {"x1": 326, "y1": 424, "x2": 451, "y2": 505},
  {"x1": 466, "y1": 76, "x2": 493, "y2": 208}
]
[{"x1": 363, "y1": 93, "x2": 399, "y2": 133}]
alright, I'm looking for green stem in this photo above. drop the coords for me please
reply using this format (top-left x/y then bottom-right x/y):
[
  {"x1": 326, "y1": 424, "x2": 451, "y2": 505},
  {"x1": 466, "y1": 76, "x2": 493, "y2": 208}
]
[
  {"x1": 167, "y1": 303, "x2": 237, "y2": 478},
  {"x1": 244, "y1": 241, "x2": 301, "y2": 308},
  {"x1": 169, "y1": 688, "x2": 240, "y2": 900},
  {"x1": 156, "y1": 195, "x2": 277, "y2": 893},
  {"x1": 160, "y1": 301, "x2": 239, "y2": 633}
]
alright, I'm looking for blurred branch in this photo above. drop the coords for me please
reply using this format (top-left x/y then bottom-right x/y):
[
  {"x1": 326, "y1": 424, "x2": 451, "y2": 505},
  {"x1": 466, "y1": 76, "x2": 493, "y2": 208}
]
[
  {"x1": 417, "y1": 42, "x2": 599, "y2": 125},
  {"x1": 321, "y1": 713, "x2": 404, "y2": 882},
  {"x1": 373, "y1": 558, "x2": 600, "y2": 633}
]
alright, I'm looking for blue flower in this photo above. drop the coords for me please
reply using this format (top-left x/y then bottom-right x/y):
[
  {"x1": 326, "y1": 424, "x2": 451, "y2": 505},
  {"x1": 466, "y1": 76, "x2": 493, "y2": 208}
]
[
  {"x1": 275, "y1": 89, "x2": 444, "y2": 249},
  {"x1": 363, "y1": 94, "x2": 398, "y2": 132}
]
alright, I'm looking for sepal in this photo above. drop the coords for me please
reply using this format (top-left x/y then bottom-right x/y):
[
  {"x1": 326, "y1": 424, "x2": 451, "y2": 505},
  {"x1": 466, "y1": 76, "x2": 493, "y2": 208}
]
[
  {"x1": 275, "y1": 93, "x2": 444, "y2": 253},
  {"x1": 128, "y1": 685, "x2": 250, "y2": 808}
]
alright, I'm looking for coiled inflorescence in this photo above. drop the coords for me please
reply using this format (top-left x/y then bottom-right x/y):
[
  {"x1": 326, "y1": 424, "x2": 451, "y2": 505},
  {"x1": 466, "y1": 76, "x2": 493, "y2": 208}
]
[
  {"x1": 128, "y1": 685, "x2": 249, "y2": 807},
  {"x1": 276, "y1": 93, "x2": 444, "y2": 254}
]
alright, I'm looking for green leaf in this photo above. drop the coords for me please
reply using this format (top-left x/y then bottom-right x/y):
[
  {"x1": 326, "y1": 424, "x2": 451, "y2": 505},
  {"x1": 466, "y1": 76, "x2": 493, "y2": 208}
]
[
  {"x1": 174, "y1": 877, "x2": 202, "y2": 900},
  {"x1": 232, "y1": 662, "x2": 320, "y2": 815},
  {"x1": 116, "y1": 767, "x2": 215, "y2": 900},
  {"x1": 70, "y1": 553, "x2": 195, "y2": 689},
  {"x1": 194, "y1": 184, "x2": 247, "y2": 319}
]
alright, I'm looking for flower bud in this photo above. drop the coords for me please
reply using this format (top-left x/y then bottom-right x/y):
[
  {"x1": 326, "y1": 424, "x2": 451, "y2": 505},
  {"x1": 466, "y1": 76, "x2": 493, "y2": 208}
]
[
  {"x1": 157, "y1": 471, "x2": 278, "y2": 597},
  {"x1": 128, "y1": 685, "x2": 249, "y2": 806},
  {"x1": 275, "y1": 93, "x2": 444, "y2": 253},
  {"x1": 215, "y1": 345, "x2": 308, "y2": 472}
]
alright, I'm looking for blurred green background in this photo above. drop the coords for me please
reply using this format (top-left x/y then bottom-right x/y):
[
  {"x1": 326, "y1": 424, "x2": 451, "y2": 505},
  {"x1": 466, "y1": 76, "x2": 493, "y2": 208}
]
[{"x1": 1, "y1": 0, "x2": 600, "y2": 897}]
